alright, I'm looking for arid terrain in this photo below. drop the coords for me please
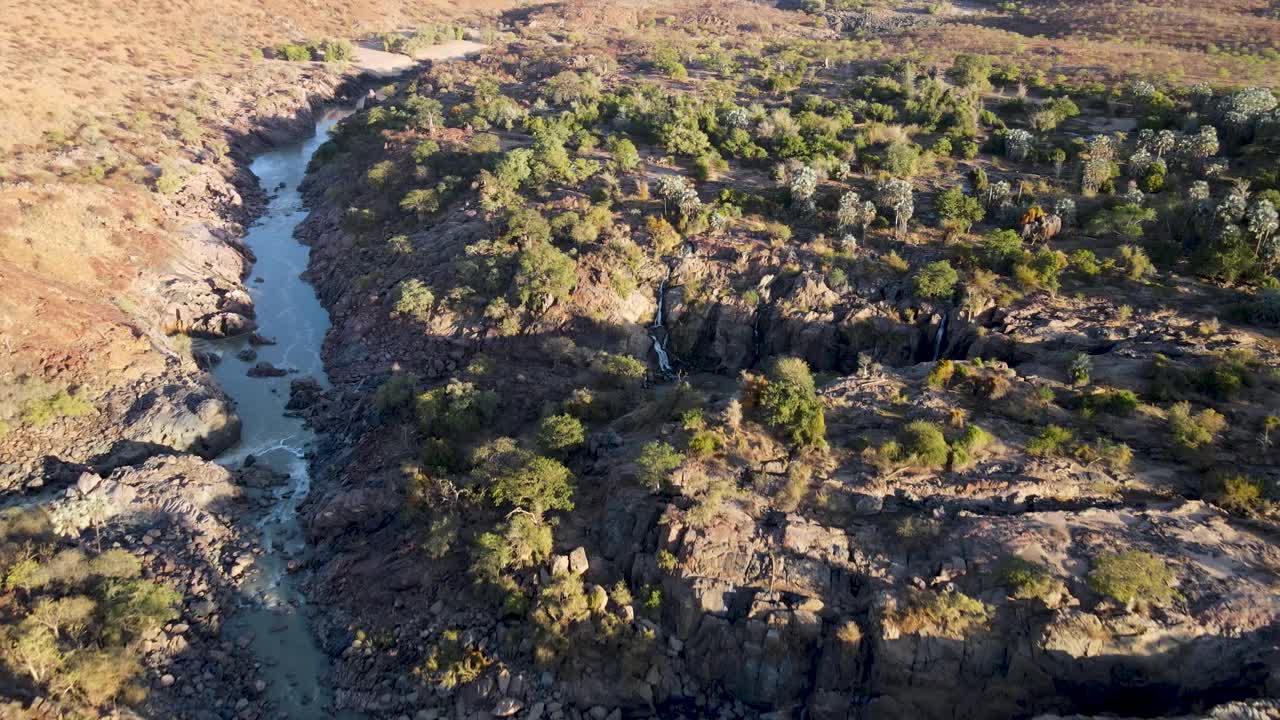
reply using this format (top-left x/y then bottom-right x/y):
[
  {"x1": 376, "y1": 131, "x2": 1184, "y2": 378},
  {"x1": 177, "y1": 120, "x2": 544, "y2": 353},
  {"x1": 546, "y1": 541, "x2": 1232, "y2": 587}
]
[{"x1": 2, "y1": 0, "x2": 1279, "y2": 719}]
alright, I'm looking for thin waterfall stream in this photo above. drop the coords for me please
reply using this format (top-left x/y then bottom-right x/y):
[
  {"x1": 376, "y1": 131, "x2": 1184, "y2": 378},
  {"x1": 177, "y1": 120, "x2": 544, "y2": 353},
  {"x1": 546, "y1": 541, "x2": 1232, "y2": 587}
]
[{"x1": 650, "y1": 263, "x2": 674, "y2": 375}]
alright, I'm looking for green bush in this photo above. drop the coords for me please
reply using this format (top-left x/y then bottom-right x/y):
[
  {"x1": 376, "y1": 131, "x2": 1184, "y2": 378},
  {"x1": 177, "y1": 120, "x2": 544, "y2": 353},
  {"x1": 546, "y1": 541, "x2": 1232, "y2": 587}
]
[
  {"x1": 373, "y1": 373, "x2": 418, "y2": 416},
  {"x1": 1167, "y1": 401, "x2": 1226, "y2": 449},
  {"x1": 937, "y1": 187, "x2": 985, "y2": 235},
  {"x1": 475, "y1": 444, "x2": 575, "y2": 514},
  {"x1": 415, "y1": 380, "x2": 498, "y2": 437},
  {"x1": 1027, "y1": 424, "x2": 1074, "y2": 456},
  {"x1": 392, "y1": 278, "x2": 435, "y2": 322},
  {"x1": 926, "y1": 360, "x2": 955, "y2": 389},
  {"x1": 1088, "y1": 551, "x2": 1178, "y2": 609},
  {"x1": 1001, "y1": 557, "x2": 1063, "y2": 602},
  {"x1": 757, "y1": 357, "x2": 827, "y2": 449},
  {"x1": 537, "y1": 414, "x2": 585, "y2": 455},
  {"x1": 276, "y1": 43, "x2": 313, "y2": 61},
  {"x1": 637, "y1": 441, "x2": 684, "y2": 492},
  {"x1": 898, "y1": 421, "x2": 950, "y2": 469},
  {"x1": 892, "y1": 589, "x2": 992, "y2": 636},
  {"x1": 913, "y1": 261, "x2": 958, "y2": 299},
  {"x1": 317, "y1": 38, "x2": 354, "y2": 63},
  {"x1": 1206, "y1": 474, "x2": 1265, "y2": 515},
  {"x1": 22, "y1": 389, "x2": 93, "y2": 427},
  {"x1": 1080, "y1": 389, "x2": 1139, "y2": 417}
]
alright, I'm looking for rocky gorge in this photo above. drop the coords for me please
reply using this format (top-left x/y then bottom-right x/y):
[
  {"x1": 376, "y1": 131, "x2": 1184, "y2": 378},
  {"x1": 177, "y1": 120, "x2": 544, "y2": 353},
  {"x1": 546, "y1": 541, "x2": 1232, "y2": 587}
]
[{"x1": 4, "y1": 1, "x2": 1280, "y2": 719}]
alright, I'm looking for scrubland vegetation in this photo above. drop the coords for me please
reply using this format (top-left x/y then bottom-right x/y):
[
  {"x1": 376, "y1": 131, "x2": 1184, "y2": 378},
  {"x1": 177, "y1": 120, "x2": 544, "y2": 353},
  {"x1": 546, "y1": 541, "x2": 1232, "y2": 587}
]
[{"x1": 4, "y1": 0, "x2": 1280, "y2": 715}]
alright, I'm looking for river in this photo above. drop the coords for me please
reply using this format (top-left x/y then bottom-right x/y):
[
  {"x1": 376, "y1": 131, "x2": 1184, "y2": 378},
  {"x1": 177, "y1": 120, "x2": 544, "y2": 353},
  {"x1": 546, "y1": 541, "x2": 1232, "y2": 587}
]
[{"x1": 209, "y1": 108, "x2": 350, "y2": 719}]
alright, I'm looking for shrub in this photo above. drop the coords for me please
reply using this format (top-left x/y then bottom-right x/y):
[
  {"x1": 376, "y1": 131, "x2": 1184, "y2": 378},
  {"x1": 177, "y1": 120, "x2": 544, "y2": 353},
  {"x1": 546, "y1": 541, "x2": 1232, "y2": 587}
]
[
  {"x1": 1117, "y1": 244, "x2": 1155, "y2": 282},
  {"x1": 22, "y1": 389, "x2": 93, "y2": 427},
  {"x1": 1088, "y1": 551, "x2": 1178, "y2": 609},
  {"x1": 757, "y1": 357, "x2": 827, "y2": 448},
  {"x1": 926, "y1": 360, "x2": 955, "y2": 389},
  {"x1": 1081, "y1": 389, "x2": 1139, "y2": 417},
  {"x1": 486, "y1": 454, "x2": 575, "y2": 515},
  {"x1": 947, "y1": 54, "x2": 993, "y2": 89},
  {"x1": 1206, "y1": 474, "x2": 1265, "y2": 515},
  {"x1": 415, "y1": 380, "x2": 498, "y2": 437},
  {"x1": 1001, "y1": 557, "x2": 1063, "y2": 602},
  {"x1": 595, "y1": 352, "x2": 646, "y2": 387},
  {"x1": 892, "y1": 589, "x2": 992, "y2": 636},
  {"x1": 686, "y1": 430, "x2": 722, "y2": 458},
  {"x1": 1027, "y1": 424, "x2": 1074, "y2": 456},
  {"x1": 1069, "y1": 249, "x2": 1101, "y2": 278},
  {"x1": 913, "y1": 261, "x2": 958, "y2": 299},
  {"x1": 374, "y1": 373, "x2": 418, "y2": 416},
  {"x1": 537, "y1": 414, "x2": 585, "y2": 456},
  {"x1": 1087, "y1": 203, "x2": 1155, "y2": 240},
  {"x1": 317, "y1": 38, "x2": 354, "y2": 63},
  {"x1": 392, "y1": 278, "x2": 435, "y2": 322},
  {"x1": 636, "y1": 441, "x2": 684, "y2": 492},
  {"x1": 609, "y1": 136, "x2": 641, "y2": 172},
  {"x1": 657, "y1": 549, "x2": 679, "y2": 573},
  {"x1": 1167, "y1": 401, "x2": 1226, "y2": 449},
  {"x1": 936, "y1": 187, "x2": 985, "y2": 235},
  {"x1": 883, "y1": 142, "x2": 922, "y2": 177},
  {"x1": 899, "y1": 421, "x2": 950, "y2": 469},
  {"x1": 514, "y1": 239, "x2": 577, "y2": 311},
  {"x1": 423, "y1": 629, "x2": 491, "y2": 689},
  {"x1": 423, "y1": 515, "x2": 459, "y2": 559},
  {"x1": 276, "y1": 43, "x2": 312, "y2": 61},
  {"x1": 948, "y1": 424, "x2": 993, "y2": 469},
  {"x1": 1067, "y1": 352, "x2": 1092, "y2": 387}
]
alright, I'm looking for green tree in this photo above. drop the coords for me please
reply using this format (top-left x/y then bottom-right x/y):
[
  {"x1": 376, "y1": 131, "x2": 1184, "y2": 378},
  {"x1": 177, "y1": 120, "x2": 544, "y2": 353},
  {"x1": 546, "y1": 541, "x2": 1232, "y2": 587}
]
[
  {"x1": 913, "y1": 261, "x2": 959, "y2": 299},
  {"x1": 392, "y1": 278, "x2": 435, "y2": 322},
  {"x1": 416, "y1": 380, "x2": 499, "y2": 437},
  {"x1": 537, "y1": 414, "x2": 585, "y2": 455},
  {"x1": 937, "y1": 187, "x2": 985, "y2": 235},
  {"x1": 514, "y1": 239, "x2": 577, "y2": 312},
  {"x1": 608, "y1": 136, "x2": 641, "y2": 172},
  {"x1": 757, "y1": 357, "x2": 827, "y2": 448},
  {"x1": 637, "y1": 441, "x2": 685, "y2": 492}
]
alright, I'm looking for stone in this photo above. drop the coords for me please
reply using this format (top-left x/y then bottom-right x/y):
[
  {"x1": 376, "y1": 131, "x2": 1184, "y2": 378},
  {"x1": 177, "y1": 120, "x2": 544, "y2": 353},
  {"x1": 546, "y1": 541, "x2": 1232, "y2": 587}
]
[
  {"x1": 491, "y1": 698, "x2": 523, "y2": 717},
  {"x1": 568, "y1": 547, "x2": 589, "y2": 575},
  {"x1": 160, "y1": 674, "x2": 176, "y2": 687}
]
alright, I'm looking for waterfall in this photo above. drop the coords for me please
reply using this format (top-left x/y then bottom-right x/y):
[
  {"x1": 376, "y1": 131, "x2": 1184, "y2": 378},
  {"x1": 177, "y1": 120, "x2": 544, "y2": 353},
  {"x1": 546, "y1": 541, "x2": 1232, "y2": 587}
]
[
  {"x1": 931, "y1": 311, "x2": 949, "y2": 362},
  {"x1": 650, "y1": 263, "x2": 674, "y2": 375}
]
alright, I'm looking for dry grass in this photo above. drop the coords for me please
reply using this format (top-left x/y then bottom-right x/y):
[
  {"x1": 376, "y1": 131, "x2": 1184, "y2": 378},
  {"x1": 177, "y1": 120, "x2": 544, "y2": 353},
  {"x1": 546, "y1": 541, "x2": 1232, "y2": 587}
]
[{"x1": 896, "y1": 0, "x2": 1280, "y2": 87}]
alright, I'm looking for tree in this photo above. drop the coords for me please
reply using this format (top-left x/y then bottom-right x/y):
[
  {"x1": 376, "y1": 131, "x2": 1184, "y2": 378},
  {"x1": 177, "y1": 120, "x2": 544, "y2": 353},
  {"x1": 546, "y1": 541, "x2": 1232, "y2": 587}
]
[
  {"x1": 392, "y1": 278, "x2": 435, "y2": 322},
  {"x1": 876, "y1": 178, "x2": 914, "y2": 240},
  {"x1": 936, "y1": 187, "x2": 985, "y2": 236},
  {"x1": 947, "y1": 54, "x2": 993, "y2": 90},
  {"x1": 405, "y1": 95, "x2": 444, "y2": 131},
  {"x1": 913, "y1": 261, "x2": 958, "y2": 299},
  {"x1": 480, "y1": 447, "x2": 575, "y2": 514},
  {"x1": 416, "y1": 380, "x2": 499, "y2": 437},
  {"x1": 537, "y1": 414, "x2": 585, "y2": 456},
  {"x1": 1087, "y1": 203, "x2": 1155, "y2": 239},
  {"x1": 758, "y1": 357, "x2": 827, "y2": 449},
  {"x1": 637, "y1": 441, "x2": 684, "y2": 492},
  {"x1": 514, "y1": 239, "x2": 577, "y2": 312},
  {"x1": 608, "y1": 136, "x2": 640, "y2": 172}
]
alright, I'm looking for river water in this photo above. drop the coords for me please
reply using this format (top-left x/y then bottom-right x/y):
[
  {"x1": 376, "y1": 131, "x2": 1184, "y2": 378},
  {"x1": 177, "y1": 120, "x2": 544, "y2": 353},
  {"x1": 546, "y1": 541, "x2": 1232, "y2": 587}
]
[{"x1": 209, "y1": 108, "x2": 349, "y2": 718}]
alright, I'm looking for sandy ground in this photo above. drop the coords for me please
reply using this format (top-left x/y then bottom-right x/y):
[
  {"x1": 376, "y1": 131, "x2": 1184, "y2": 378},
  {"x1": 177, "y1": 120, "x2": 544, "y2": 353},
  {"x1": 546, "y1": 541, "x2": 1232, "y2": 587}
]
[{"x1": 352, "y1": 39, "x2": 486, "y2": 76}]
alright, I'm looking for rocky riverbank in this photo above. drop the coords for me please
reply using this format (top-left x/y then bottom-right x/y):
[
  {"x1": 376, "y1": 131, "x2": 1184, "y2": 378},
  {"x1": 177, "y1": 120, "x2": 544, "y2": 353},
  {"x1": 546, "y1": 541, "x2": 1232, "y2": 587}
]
[{"x1": 275, "y1": 27, "x2": 1280, "y2": 720}]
